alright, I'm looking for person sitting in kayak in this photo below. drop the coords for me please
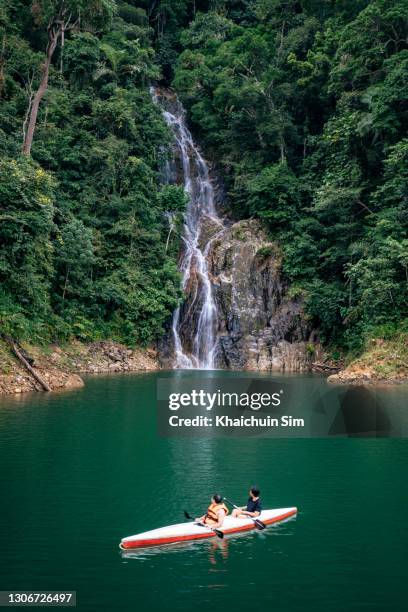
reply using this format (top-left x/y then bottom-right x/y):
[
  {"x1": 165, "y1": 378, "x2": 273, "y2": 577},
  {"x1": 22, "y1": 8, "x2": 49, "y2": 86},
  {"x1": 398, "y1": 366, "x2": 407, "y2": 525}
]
[
  {"x1": 196, "y1": 494, "x2": 229, "y2": 528},
  {"x1": 232, "y1": 486, "x2": 262, "y2": 518}
]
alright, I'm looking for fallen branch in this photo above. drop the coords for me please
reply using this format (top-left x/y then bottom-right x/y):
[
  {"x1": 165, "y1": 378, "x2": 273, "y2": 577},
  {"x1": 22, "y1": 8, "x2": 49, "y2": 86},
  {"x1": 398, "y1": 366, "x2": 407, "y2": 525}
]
[{"x1": 3, "y1": 335, "x2": 51, "y2": 392}]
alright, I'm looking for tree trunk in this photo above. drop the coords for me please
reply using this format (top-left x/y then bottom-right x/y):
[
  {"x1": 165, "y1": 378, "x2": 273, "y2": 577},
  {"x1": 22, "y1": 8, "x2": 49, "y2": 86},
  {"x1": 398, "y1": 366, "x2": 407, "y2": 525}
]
[
  {"x1": 62, "y1": 266, "x2": 70, "y2": 301},
  {"x1": 22, "y1": 26, "x2": 60, "y2": 156},
  {"x1": 22, "y1": 76, "x2": 35, "y2": 146},
  {"x1": 60, "y1": 25, "x2": 65, "y2": 73},
  {"x1": 280, "y1": 140, "x2": 286, "y2": 163},
  {"x1": 165, "y1": 223, "x2": 174, "y2": 252},
  {"x1": 3, "y1": 335, "x2": 52, "y2": 392}
]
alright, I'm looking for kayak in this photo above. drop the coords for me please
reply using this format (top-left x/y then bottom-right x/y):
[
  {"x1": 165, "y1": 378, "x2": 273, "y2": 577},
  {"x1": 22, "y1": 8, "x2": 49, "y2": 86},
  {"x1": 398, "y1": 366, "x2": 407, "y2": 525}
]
[{"x1": 119, "y1": 507, "x2": 297, "y2": 550}]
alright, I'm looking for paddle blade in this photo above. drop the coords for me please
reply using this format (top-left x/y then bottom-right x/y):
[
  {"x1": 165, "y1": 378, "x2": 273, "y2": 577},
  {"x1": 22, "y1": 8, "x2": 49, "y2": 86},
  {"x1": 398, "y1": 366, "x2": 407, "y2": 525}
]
[
  {"x1": 254, "y1": 519, "x2": 266, "y2": 530},
  {"x1": 214, "y1": 529, "x2": 224, "y2": 539},
  {"x1": 184, "y1": 510, "x2": 193, "y2": 520}
]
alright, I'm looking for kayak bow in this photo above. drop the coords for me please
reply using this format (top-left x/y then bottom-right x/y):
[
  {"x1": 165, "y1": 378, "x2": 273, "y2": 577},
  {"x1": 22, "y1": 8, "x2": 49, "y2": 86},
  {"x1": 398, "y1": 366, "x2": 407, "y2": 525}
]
[{"x1": 119, "y1": 507, "x2": 297, "y2": 550}]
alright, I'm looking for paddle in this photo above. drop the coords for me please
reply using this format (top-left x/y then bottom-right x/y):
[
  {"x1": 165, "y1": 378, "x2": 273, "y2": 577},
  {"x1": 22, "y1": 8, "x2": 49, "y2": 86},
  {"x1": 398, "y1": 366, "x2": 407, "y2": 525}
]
[
  {"x1": 223, "y1": 497, "x2": 266, "y2": 530},
  {"x1": 183, "y1": 510, "x2": 224, "y2": 539}
]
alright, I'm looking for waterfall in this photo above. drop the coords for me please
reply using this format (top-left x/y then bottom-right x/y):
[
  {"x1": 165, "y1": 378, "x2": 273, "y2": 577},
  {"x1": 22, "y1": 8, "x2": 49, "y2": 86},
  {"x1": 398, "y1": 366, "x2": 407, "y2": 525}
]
[{"x1": 152, "y1": 87, "x2": 224, "y2": 369}]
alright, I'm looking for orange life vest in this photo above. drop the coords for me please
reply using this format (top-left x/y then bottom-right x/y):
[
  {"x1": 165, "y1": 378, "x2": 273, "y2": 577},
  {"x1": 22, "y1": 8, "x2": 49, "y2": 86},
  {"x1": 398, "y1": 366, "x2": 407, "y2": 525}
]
[{"x1": 204, "y1": 502, "x2": 229, "y2": 525}]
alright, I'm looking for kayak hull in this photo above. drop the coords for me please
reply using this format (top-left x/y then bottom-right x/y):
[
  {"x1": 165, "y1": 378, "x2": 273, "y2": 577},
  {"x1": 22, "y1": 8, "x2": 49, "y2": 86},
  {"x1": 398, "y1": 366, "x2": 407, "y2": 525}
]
[{"x1": 120, "y1": 507, "x2": 297, "y2": 549}]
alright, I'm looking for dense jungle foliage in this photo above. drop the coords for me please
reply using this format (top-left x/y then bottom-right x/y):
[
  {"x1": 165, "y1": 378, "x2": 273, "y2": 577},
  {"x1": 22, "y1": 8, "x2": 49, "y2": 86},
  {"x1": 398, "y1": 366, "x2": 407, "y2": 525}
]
[
  {"x1": 0, "y1": 0, "x2": 186, "y2": 345},
  {"x1": 0, "y1": 0, "x2": 407, "y2": 353},
  {"x1": 154, "y1": 0, "x2": 408, "y2": 352}
]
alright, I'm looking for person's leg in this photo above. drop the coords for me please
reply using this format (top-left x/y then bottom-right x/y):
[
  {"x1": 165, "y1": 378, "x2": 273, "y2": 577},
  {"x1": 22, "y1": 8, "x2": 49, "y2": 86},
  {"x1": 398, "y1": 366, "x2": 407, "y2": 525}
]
[{"x1": 232, "y1": 509, "x2": 248, "y2": 519}]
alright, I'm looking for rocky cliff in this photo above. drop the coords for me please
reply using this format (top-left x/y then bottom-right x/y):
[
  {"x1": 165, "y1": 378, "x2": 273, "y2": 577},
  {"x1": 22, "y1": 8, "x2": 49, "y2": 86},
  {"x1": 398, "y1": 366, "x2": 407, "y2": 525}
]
[
  {"x1": 155, "y1": 88, "x2": 319, "y2": 372},
  {"x1": 209, "y1": 219, "x2": 319, "y2": 371}
]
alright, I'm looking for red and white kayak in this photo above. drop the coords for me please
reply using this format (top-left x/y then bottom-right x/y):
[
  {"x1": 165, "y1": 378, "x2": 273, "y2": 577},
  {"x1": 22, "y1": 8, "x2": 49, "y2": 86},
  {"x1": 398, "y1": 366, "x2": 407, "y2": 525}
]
[{"x1": 120, "y1": 507, "x2": 297, "y2": 550}]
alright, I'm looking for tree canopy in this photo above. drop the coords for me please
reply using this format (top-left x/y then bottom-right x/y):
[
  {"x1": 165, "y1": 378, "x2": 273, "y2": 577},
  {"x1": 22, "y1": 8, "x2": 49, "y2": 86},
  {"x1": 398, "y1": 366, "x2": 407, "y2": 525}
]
[
  {"x1": 159, "y1": 0, "x2": 408, "y2": 350},
  {"x1": 0, "y1": 0, "x2": 183, "y2": 345},
  {"x1": 0, "y1": 0, "x2": 407, "y2": 354}
]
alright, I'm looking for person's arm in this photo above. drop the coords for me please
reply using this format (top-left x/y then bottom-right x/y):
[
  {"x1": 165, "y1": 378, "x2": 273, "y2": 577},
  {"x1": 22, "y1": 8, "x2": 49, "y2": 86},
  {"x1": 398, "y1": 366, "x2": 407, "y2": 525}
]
[
  {"x1": 242, "y1": 501, "x2": 261, "y2": 517},
  {"x1": 210, "y1": 509, "x2": 226, "y2": 529}
]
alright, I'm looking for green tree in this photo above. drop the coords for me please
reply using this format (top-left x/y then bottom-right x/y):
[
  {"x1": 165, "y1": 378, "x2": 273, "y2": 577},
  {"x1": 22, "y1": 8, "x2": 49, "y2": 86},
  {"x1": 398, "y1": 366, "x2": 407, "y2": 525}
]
[
  {"x1": 0, "y1": 157, "x2": 56, "y2": 331},
  {"x1": 22, "y1": 0, "x2": 116, "y2": 155}
]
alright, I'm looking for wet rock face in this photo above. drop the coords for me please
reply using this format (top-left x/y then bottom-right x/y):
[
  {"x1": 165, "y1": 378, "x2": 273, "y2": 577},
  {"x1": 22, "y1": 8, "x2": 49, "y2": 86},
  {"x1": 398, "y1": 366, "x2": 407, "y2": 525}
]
[
  {"x1": 154, "y1": 88, "x2": 318, "y2": 371},
  {"x1": 210, "y1": 219, "x2": 319, "y2": 371}
]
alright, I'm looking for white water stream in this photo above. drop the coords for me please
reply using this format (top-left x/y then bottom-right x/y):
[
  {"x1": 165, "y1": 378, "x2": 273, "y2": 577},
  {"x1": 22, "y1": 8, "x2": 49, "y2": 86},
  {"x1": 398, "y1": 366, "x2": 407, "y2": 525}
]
[{"x1": 152, "y1": 88, "x2": 224, "y2": 369}]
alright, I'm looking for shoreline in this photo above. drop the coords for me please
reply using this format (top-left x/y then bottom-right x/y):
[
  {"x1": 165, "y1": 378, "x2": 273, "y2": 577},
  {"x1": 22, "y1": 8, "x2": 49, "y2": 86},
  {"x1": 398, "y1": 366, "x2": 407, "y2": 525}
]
[
  {"x1": 327, "y1": 338, "x2": 408, "y2": 386},
  {"x1": 1, "y1": 338, "x2": 407, "y2": 396},
  {"x1": 0, "y1": 340, "x2": 160, "y2": 395},
  {"x1": 327, "y1": 372, "x2": 408, "y2": 386}
]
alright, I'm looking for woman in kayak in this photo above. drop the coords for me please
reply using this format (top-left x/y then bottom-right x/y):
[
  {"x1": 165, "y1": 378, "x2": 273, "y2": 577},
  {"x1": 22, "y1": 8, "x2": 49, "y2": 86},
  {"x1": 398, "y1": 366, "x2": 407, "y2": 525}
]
[
  {"x1": 196, "y1": 494, "x2": 229, "y2": 528},
  {"x1": 231, "y1": 486, "x2": 262, "y2": 518}
]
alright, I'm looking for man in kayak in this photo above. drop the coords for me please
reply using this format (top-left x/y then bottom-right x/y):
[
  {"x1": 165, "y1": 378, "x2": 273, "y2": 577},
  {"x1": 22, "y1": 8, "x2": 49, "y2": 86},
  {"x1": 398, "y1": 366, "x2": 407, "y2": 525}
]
[
  {"x1": 196, "y1": 494, "x2": 229, "y2": 528},
  {"x1": 231, "y1": 486, "x2": 262, "y2": 518}
]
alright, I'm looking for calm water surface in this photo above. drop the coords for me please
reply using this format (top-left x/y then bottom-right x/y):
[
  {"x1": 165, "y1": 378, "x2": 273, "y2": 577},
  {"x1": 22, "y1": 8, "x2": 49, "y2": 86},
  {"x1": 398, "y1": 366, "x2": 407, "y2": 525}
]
[{"x1": 0, "y1": 372, "x2": 407, "y2": 612}]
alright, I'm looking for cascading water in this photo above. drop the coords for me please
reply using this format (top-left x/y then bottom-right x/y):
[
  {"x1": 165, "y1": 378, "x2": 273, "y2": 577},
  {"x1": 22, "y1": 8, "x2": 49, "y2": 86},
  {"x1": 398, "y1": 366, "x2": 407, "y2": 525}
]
[{"x1": 152, "y1": 87, "x2": 224, "y2": 369}]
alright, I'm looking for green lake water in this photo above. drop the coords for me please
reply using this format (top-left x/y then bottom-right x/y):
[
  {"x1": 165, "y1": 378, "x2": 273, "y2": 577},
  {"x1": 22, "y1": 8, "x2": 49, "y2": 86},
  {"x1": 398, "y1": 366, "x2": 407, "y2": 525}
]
[{"x1": 0, "y1": 371, "x2": 407, "y2": 612}]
